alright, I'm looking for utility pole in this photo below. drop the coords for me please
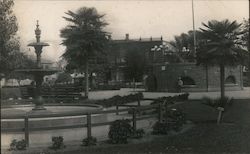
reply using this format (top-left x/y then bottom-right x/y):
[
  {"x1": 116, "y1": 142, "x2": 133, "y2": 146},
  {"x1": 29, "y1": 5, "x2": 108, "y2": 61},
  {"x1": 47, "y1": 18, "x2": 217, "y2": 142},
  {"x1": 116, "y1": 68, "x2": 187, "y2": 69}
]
[
  {"x1": 248, "y1": 0, "x2": 250, "y2": 83},
  {"x1": 192, "y1": 0, "x2": 196, "y2": 56}
]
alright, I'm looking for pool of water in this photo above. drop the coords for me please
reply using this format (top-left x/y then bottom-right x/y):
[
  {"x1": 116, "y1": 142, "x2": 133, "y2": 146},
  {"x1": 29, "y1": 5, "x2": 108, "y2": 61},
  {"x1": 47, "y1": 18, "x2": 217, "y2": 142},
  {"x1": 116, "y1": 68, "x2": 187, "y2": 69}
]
[
  {"x1": 1, "y1": 105, "x2": 104, "y2": 131},
  {"x1": 1, "y1": 105, "x2": 100, "y2": 117}
]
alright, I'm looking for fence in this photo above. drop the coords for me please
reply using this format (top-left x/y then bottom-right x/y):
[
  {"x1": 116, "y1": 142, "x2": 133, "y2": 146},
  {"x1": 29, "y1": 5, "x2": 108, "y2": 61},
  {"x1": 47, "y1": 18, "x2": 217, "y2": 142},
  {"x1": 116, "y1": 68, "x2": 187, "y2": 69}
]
[
  {"x1": 2, "y1": 103, "x2": 162, "y2": 147},
  {"x1": 2, "y1": 98, "x2": 182, "y2": 148}
]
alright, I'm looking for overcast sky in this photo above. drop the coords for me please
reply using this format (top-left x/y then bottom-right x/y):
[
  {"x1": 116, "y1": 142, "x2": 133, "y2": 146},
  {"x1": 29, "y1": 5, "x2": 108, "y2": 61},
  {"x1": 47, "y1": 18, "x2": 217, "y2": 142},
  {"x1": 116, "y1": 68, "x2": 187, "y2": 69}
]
[{"x1": 13, "y1": 0, "x2": 249, "y2": 61}]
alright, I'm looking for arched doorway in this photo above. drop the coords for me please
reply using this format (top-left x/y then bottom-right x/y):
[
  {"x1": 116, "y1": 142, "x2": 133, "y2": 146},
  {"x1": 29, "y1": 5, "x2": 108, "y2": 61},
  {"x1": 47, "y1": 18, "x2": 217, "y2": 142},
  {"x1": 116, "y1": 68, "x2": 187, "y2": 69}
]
[
  {"x1": 225, "y1": 75, "x2": 236, "y2": 84},
  {"x1": 181, "y1": 76, "x2": 196, "y2": 85}
]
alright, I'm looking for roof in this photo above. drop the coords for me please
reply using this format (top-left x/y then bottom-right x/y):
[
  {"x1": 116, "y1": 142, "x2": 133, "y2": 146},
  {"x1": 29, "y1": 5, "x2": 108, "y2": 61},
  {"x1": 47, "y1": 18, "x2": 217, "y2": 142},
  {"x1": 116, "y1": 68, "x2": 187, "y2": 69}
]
[{"x1": 111, "y1": 37, "x2": 163, "y2": 44}]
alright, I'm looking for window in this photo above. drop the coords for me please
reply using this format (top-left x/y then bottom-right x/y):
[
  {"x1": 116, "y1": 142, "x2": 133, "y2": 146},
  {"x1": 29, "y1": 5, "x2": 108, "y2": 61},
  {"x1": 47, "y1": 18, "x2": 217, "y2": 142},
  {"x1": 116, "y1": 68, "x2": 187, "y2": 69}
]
[
  {"x1": 181, "y1": 76, "x2": 195, "y2": 85},
  {"x1": 225, "y1": 76, "x2": 236, "y2": 84}
]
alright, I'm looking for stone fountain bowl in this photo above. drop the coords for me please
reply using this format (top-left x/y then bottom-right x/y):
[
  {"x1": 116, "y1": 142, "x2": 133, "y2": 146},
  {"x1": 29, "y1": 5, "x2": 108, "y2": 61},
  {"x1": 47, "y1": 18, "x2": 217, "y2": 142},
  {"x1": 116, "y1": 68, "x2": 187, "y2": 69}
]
[{"x1": 1, "y1": 104, "x2": 105, "y2": 131}]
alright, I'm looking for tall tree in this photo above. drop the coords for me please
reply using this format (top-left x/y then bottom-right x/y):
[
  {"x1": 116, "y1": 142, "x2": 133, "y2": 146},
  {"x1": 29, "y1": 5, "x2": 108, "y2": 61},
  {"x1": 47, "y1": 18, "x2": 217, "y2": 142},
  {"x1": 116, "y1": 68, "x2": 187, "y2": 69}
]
[
  {"x1": 197, "y1": 19, "x2": 248, "y2": 99},
  {"x1": 60, "y1": 7, "x2": 109, "y2": 98},
  {"x1": 0, "y1": 0, "x2": 19, "y2": 76},
  {"x1": 241, "y1": 18, "x2": 250, "y2": 82},
  {"x1": 169, "y1": 30, "x2": 202, "y2": 62},
  {"x1": 124, "y1": 46, "x2": 145, "y2": 82},
  {"x1": 241, "y1": 19, "x2": 249, "y2": 50}
]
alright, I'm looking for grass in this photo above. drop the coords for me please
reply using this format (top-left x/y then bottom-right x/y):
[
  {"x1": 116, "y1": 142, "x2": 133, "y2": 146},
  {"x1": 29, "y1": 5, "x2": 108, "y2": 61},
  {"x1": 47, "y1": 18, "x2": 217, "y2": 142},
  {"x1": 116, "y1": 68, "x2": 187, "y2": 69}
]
[
  {"x1": 55, "y1": 99, "x2": 250, "y2": 154},
  {"x1": 47, "y1": 123, "x2": 250, "y2": 154},
  {"x1": 3, "y1": 99, "x2": 250, "y2": 154}
]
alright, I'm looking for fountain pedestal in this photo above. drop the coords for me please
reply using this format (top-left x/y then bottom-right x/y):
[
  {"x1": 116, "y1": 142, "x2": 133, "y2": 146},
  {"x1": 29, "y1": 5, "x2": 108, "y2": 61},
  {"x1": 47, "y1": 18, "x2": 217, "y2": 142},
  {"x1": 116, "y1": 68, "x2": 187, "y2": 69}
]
[{"x1": 16, "y1": 20, "x2": 58, "y2": 111}]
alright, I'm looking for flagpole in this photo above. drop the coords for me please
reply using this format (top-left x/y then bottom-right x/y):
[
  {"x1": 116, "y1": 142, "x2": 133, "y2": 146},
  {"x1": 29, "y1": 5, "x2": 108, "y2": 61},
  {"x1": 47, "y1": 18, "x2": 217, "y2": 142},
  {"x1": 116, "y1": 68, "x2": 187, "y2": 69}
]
[{"x1": 192, "y1": 0, "x2": 196, "y2": 56}]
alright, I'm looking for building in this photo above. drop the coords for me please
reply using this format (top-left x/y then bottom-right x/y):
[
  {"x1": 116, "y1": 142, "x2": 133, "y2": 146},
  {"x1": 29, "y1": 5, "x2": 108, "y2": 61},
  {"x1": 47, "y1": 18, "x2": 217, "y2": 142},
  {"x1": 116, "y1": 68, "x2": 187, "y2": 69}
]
[
  {"x1": 107, "y1": 34, "x2": 175, "y2": 84},
  {"x1": 146, "y1": 63, "x2": 243, "y2": 92},
  {"x1": 89, "y1": 33, "x2": 244, "y2": 92}
]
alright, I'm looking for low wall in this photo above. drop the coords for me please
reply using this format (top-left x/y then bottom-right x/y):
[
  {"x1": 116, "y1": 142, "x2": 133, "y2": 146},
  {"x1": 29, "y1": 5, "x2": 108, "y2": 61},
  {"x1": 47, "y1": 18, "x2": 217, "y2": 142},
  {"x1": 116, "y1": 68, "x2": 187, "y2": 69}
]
[{"x1": 148, "y1": 63, "x2": 243, "y2": 92}]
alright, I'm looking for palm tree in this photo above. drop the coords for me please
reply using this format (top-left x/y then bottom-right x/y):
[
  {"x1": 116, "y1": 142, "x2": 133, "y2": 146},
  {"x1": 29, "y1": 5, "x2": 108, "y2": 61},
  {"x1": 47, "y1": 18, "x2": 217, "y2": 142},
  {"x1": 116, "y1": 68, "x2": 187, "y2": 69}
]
[
  {"x1": 169, "y1": 30, "x2": 202, "y2": 62},
  {"x1": 60, "y1": 7, "x2": 109, "y2": 98},
  {"x1": 197, "y1": 19, "x2": 248, "y2": 99}
]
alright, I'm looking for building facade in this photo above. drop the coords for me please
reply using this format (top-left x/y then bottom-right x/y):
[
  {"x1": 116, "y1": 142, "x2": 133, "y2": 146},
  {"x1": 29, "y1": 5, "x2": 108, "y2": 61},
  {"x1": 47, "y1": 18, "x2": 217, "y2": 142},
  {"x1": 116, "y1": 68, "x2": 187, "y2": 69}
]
[
  {"x1": 107, "y1": 34, "x2": 175, "y2": 83},
  {"x1": 95, "y1": 33, "x2": 244, "y2": 92},
  {"x1": 146, "y1": 63, "x2": 243, "y2": 92}
]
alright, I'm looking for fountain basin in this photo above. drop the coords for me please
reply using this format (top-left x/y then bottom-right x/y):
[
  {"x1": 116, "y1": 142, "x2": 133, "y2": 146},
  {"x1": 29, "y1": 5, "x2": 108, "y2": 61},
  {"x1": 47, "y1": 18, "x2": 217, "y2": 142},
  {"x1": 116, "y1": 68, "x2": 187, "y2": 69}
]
[{"x1": 1, "y1": 104, "x2": 105, "y2": 131}]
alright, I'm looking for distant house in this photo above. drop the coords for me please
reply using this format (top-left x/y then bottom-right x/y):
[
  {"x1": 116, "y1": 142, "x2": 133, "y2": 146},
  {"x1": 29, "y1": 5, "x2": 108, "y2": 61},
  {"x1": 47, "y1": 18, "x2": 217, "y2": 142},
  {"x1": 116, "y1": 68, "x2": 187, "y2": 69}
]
[{"x1": 107, "y1": 34, "x2": 175, "y2": 83}]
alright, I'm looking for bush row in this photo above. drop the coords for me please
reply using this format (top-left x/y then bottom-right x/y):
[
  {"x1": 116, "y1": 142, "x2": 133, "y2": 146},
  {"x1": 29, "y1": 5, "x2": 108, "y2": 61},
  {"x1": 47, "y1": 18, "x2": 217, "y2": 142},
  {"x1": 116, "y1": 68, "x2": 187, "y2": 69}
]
[
  {"x1": 10, "y1": 108, "x2": 186, "y2": 151},
  {"x1": 108, "y1": 119, "x2": 145, "y2": 144},
  {"x1": 202, "y1": 96, "x2": 233, "y2": 110},
  {"x1": 151, "y1": 93, "x2": 189, "y2": 105},
  {"x1": 96, "y1": 92, "x2": 143, "y2": 107},
  {"x1": 153, "y1": 108, "x2": 186, "y2": 134},
  {"x1": 9, "y1": 119, "x2": 145, "y2": 151}
]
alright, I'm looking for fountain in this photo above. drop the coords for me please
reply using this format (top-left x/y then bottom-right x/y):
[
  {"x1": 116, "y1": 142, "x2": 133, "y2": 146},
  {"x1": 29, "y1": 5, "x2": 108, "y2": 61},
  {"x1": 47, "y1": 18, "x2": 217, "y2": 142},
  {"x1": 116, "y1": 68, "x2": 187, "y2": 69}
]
[
  {"x1": 1, "y1": 21, "x2": 105, "y2": 149},
  {"x1": 16, "y1": 20, "x2": 58, "y2": 111}
]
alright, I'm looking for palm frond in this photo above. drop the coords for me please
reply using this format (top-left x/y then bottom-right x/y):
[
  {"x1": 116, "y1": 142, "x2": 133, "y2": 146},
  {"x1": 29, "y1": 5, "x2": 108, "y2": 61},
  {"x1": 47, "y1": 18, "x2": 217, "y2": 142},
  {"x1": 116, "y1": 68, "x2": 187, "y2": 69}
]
[{"x1": 197, "y1": 19, "x2": 249, "y2": 66}]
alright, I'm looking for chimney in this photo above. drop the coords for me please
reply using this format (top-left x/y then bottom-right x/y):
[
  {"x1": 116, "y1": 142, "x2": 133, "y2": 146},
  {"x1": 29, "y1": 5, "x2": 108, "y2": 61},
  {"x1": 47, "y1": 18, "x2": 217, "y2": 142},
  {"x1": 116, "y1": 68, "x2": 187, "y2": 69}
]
[{"x1": 125, "y1": 33, "x2": 129, "y2": 40}]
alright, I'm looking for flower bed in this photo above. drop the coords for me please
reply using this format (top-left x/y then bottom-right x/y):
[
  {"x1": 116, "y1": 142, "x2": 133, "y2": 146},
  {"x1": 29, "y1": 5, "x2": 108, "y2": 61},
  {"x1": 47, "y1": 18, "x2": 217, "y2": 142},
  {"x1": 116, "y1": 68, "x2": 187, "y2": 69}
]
[
  {"x1": 96, "y1": 93, "x2": 143, "y2": 107},
  {"x1": 151, "y1": 93, "x2": 189, "y2": 105}
]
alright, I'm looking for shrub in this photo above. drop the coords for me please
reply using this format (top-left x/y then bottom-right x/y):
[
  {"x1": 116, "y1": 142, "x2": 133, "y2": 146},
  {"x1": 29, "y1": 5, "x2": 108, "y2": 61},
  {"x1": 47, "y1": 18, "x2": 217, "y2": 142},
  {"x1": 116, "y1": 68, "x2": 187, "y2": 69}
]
[
  {"x1": 152, "y1": 122, "x2": 170, "y2": 135},
  {"x1": 55, "y1": 72, "x2": 72, "y2": 84},
  {"x1": 97, "y1": 93, "x2": 143, "y2": 107},
  {"x1": 151, "y1": 93, "x2": 189, "y2": 106},
  {"x1": 215, "y1": 97, "x2": 233, "y2": 108},
  {"x1": 177, "y1": 92, "x2": 189, "y2": 101},
  {"x1": 132, "y1": 129, "x2": 145, "y2": 139},
  {"x1": 168, "y1": 108, "x2": 186, "y2": 131},
  {"x1": 153, "y1": 108, "x2": 186, "y2": 134},
  {"x1": 81, "y1": 136, "x2": 97, "y2": 146},
  {"x1": 108, "y1": 119, "x2": 133, "y2": 144},
  {"x1": 49, "y1": 136, "x2": 65, "y2": 150},
  {"x1": 202, "y1": 96, "x2": 233, "y2": 110},
  {"x1": 9, "y1": 139, "x2": 26, "y2": 151}
]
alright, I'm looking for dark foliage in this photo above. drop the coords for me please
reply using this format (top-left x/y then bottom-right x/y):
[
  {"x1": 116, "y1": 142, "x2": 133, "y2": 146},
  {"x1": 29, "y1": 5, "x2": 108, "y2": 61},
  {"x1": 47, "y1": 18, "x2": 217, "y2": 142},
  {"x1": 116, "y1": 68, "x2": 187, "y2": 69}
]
[
  {"x1": 168, "y1": 108, "x2": 186, "y2": 131},
  {"x1": 169, "y1": 30, "x2": 203, "y2": 62},
  {"x1": 9, "y1": 139, "x2": 26, "y2": 151},
  {"x1": 81, "y1": 136, "x2": 97, "y2": 146},
  {"x1": 49, "y1": 136, "x2": 66, "y2": 150},
  {"x1": 196, "y1": 19, "x2": 249, "y2": 99},
  {"x1": 60, "y1": 7, "x2": 110, "y2": 97},
  {"x1": 97, "y1": 92, "x2": 143, "y2": 107},
  {"x1": 152, "y1": 122, "x2": 170, "y2": 135},
  {"x1": 131, "y1": 128, "x2": 145, "y2": 139},
  {"x1": 55, "y1": 72, "x2": 72, "y2": 84},
  {"x1": 153, "y1": 108, "x2": 186, "y2": 134},
  {"x1": 124, "y1": 46, "x2": 146, "y2": 82},
  {"x1": 151, "y1": 93, "x2": 189, "y2": 105},
  {"x1": 202, "y1": 96, "x2": 234, "y2": 111},
  {"x1": 108, "y1": 119, "x2": 133, "y2": 144}
]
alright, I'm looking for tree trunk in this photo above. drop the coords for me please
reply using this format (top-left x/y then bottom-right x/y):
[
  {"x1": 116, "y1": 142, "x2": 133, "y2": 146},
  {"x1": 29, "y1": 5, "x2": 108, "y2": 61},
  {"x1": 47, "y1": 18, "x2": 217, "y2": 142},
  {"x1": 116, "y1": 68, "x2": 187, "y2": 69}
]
[
  {"x1": 85, "y1": 59, "x2": 89, "y2": 98},
  {"x1": 133, "y1": 78, "x2": 135, "y2": 91},
  {"x1": 205, "y1": 64, "x2": 209, "y2": 92},
  {"x1": 219, "y1": 63, "x2": 225, "y2": 99}
]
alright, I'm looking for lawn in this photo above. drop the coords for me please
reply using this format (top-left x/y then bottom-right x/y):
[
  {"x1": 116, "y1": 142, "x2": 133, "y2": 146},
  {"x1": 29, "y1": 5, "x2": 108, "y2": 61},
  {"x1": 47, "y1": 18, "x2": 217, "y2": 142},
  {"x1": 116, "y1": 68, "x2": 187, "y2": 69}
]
[
  {"x1": 56, "y1": 99, "x2": 250, "y2": 154},
  {"x1": 3, "y1": 99, "x2": 250, "y2": 154},
  {"x1": 19, "y1": 99, "x2": 249, "y2": 154}
]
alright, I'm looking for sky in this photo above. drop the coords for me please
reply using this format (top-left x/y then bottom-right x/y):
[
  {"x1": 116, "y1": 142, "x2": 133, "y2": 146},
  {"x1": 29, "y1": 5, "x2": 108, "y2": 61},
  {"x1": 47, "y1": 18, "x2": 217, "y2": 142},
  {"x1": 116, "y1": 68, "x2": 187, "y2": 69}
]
[{"x1": 13, "y1": 0, "x2": 249, "y2": 62}]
